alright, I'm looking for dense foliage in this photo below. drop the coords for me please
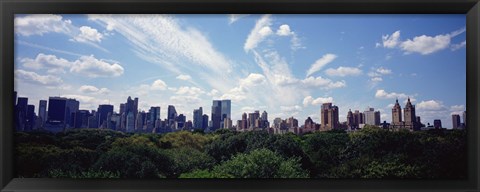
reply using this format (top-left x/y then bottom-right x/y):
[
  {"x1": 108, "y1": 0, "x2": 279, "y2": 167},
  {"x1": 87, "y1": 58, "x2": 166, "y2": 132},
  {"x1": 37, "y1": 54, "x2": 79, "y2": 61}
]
[{"x1": 15, "y1": 126, "x2": 467, "y2": 179}]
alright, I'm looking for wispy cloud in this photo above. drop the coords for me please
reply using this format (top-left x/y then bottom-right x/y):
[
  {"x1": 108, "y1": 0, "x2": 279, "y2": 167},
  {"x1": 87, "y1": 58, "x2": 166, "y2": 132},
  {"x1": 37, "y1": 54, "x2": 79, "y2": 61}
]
[{"x1": 306, "y1": 54, "x2": 337, "y2": 77}]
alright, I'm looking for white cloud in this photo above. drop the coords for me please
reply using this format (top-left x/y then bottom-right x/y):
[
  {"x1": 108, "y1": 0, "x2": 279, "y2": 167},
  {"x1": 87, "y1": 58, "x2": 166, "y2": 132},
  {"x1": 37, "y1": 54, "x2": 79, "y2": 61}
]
[
  {"x1": 89, "y1": 14, "x2": 235, "y2": 92},
  {"x1": 176, "y1": 74, "x2": 192, "y2": 81},
  {"x1": 20, "y1": 53, "x2": 72, "y2": 70},
  {"x1": 273, "y1": 74, "x2": 299, "y2": 86},
  {"x1": 450, "y1": 27, "x2": 466, "y2": 37},
  {"x1": 60, "y1": 94, "x2": 109, "y2": 109},
  {"x1": 240, "y1": 73, "x2": 266, "y2": 87},
  {"x1": 276, "y1": 24, "x2": 293, "y2": 36},
  {"x1": 450, "y1": 105, "x2": 465, "y2": 111},
  {"x1": 175, "y1": 86, "x2": 205, "y2": 95},
  {"x1": 14, "y1": 14, "x2": 72, "y2": 36},
  {"x1": 303, "y1": 96, "x2": 314, "y2": 107},
  {"x1": 400, "y1": 34, "x2": 451, "y2": 55},
  {"x1": 375, "y1": 89, "x2": 409, "y2": 99},
  {"x1": 303, "y1": 96, "x2": 334, "y2": 106},
  {"x1": 207, "y1": 89, "x2": 219, "y2": 97},
  {"x1": 325, "y1": 66, "x2": 362, "y2": 77},
  {"x1": 151, "y1": 79, "x2": 168, "y2": 90},
  {"x1": 381, "y1": 30, "x2": 401, "y2": 48},
  {"x1": 70, "y1": 55, "x2": 124, "y2": 78},
  {"x1": 376, "y1": 67, "x2": 392, "y2": 75},
  {"x1": 170, "y1": 95, "x2": 202, "y2": 105},
  {"x1": 244, "y1": 14, "x2": 272, "y2": 52},
  {"x1": 73, "y1": 26, "x2": 103, "y2": 43},
  {"x1": 15, "y1": 69, "x2": 63, "y2": 86},
  {"x1": 306, "y1": 54, "x2": 337, "y2": 77},
  {"x1": 417, "y1": 100, "x2": 444, "y2": 111},
  {"x1": 301, "y1": 76, "x2": 346, "y2": 89},
  {"x1": 228, "y1": 14, "x2": 249, "y2": 24},
  {"x1": 378, "y1": 28, "x2": 466, "y2": 55},
  {"x1": 280, "y1": 105, "x2": 302, "y2": 113},
  {"x1": 451, "y1": 41, "x2": 466, "y2": 51},
  {"x1": 79, "y1": 85, "x2": 110, "y2": 94},
  {"x1": 371, "y1": 77, "x2": 383, "y2": 82}
]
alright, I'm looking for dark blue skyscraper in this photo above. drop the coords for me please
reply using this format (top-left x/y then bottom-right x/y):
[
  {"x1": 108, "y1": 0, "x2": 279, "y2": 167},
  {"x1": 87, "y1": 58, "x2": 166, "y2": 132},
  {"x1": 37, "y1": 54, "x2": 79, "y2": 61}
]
[
  {"x1": 47, "y1": 97, "x2": 79, "y2": 129},
  {"x1": 16, "y1": 97, "x2": 28, "y2": 131},
  {"x1": 26, "y1": 104, "x2": 35, "y2": 131},
  {"x1": 97, "y1": 104, "x2": 114, "y2": 128},
  {"x1": 212, "y1": 100, "x2": 231, "y2": 130},
  {"x1": 193, "y1": 107, "x2": 203, "y2": 129},
  {"x1": 211, "y1": 100, "x2": 222, "y2": 130}
]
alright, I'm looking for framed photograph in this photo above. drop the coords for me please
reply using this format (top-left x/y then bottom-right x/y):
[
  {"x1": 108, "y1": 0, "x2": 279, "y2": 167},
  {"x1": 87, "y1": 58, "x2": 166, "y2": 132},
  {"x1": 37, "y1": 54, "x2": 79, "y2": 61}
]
[{"x1": 1, "y1": 0, "x2": 479, "y2": 191}]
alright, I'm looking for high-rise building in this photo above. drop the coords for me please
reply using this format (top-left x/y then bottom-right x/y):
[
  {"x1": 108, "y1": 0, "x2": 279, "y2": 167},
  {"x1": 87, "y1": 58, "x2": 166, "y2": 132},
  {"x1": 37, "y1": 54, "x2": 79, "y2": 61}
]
[
  {"x1": 248, "y1": 111, "x2": 260, "y2": 128},
  {"x1": 241, "y1": 113, "x2": 248, "y2": 129},
  {"x1": 193, "y1": 107, "x2": 203, "y2": 129},
  {"x1": 452, "y1": 114, "x2": 461, "y2": 129},
  {"x1": 167, "y1": 105, "x2": 177, "y2": 127},
  {"x1": 38, "y1": 100, "x2": 47, "y2": 126},
  {"x1": 224, "y1": 117, "x2": 233, "y2": 129},
  {"x1": 136, "y1": 112, "x2": 146, "y2": 131},
  {"x1": 211, "y1": 100, "x2": 231, "y2": 130},
  {"x1": 149, "y1": 107, "x2": 161, "y2": 127},
  {"x1": 25, "y1": 105, "x2": 35, "y2": 131},
  {"x1": 221, "y1": 100, "x2": 231, "y2": 128},
  {"x1": 304, "y1": 117, "x2": 315, "y2": 130},
  {"x1": 211, "y1": 100, "x2": 222, "y2": 130},
  {"x1": 74, "y1": 110, "x2": 90, "y2": 128},
  {"x1": 364, "y1": 107, "x2": 381, "y2": 126},
  {"x1": 119, "y1": 103, "x2": 126, "y2": 115},
  {"x1": 202, "y1": 114, "x2": 209, "y2": 129},
  {"x1": 286, "y1": 117, "x2": 298, "y2": 129},
  {"x1": 433, "y1": 119, "x2": 442, "y2": 129},
  {"x1": 403, "y1": 98, "x2": 417, "y2": 130},
  {"x1": 126, "y1": 112, "x2": 135, "y2": 132},
  {"x1": 321, "y1": 103, "x2": 339, "y2": 130},
  {"x1": 97, "y1": 104, "x2": 114, "y2": 128},
  {"x1": 391, "y1": 98, "x2": 403, "y2": 129},
  {"x1": 347, "y1": 109, "x2": 354, "y2": 129},
  {"x1": 14, "y1": 91, "x2": 17, "y2": 106},
  {"x1": 47, "y1": 97, "x2": 78, "y2": 129},
  {"x1": 463, "y1": 111, "x2": 467, "y2": 128},
  {"x1": 16, "y1": 97, "x2": 28, "y2": 131},
  {"x1": 176, "y1": 114, "x2": 186, "y2": 130}
]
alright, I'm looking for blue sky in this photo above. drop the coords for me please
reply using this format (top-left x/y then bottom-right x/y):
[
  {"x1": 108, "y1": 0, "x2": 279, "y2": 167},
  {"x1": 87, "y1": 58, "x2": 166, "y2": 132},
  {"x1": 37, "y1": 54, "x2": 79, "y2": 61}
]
[{"x1": 14, "y1": 14, "x2": 466, "y2": 128}]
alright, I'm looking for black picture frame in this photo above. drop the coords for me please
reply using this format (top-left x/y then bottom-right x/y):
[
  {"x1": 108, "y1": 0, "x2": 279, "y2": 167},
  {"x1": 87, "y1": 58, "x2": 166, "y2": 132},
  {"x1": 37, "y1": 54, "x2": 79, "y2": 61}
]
[{"x1": 1, "y1": 0, "x2": 479, "y2": 191}]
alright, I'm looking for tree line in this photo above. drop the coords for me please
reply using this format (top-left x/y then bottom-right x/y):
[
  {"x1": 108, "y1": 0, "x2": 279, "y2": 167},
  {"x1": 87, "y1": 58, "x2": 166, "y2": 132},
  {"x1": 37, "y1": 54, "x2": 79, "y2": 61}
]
[{"x1": 15, "y1": 125, "x2": 467, "y2": 179}]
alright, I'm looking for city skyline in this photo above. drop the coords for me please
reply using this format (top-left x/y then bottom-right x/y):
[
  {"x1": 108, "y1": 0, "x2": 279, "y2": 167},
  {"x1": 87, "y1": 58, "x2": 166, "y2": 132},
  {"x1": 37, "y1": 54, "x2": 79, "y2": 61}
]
[
  {"x1": 14, "y1": 14, "x2": 466, "y2": 127},
  {"x1": 14, "y1": 92, "x2": 466, "y2": 130}
]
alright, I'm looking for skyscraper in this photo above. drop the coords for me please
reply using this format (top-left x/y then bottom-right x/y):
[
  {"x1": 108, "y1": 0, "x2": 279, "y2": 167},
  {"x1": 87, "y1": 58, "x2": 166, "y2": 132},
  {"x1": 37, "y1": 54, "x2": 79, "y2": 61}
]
[
  {"x1": 126, "y1": 112, "x2": 135, "y2": 132},
  {"x1": 97, "y1": 104, "x2": 114, "y2": 128},
  {"x1": 202, "y1": 114, "x2": 209, "y2": 129},
  {"x1": 211, "y1": 100, "x2": 222, "y2": 130},
  {"x1": 167, "y1": 105, "x2": 177, "y2": 128},
  {"x1": 433, "y1": 119, "x2": 442, "y2": 129},
  {"x1": 149, "y1": 107, "x2": 161, "y2": 128},
  {"x1": 211, "y1": 100, "x2": 231, "y2": 130},
  {"x1": 452, "y1": 114, "x2": 461, "y2": 129},
  {"x1": 38, "y1": 100, "x2": 47, "y2": 126},
  {"x1": 25, "y1": 105, "x2": 35, "y2": 131},
  {"x1": 16, "y1": 97, "x2": 28, "y2": 131},
  {"x1": 364, "y1": 107, "x2": 381, "y2": 126},
  {"x1": 391, "y1": 98, "x2": 403, "y2": 128},
  {"x1": 193, "y1": 107, "x2": 203, "y2": 129},
  {"x1": 221, "y1": 100, "x2": 231, "y2": 128},
  {"x1": 241, "y1": 112, "x2": 248, "y2": 129},
  {"x1": 463, "y1": 111, "x2": 467, "y2": 128},
  {"x1": 320, "y1": 103, "x2": 339, "y2": 130},
  {"x1": 403, "y1": 97, "x2": 417, "y2": 130}
]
